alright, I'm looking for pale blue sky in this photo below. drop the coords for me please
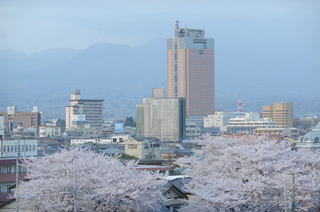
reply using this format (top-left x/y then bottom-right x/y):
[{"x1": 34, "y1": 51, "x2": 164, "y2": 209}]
[{"x1": 0, "y1": 0, "x2": 319, "y2": 53}]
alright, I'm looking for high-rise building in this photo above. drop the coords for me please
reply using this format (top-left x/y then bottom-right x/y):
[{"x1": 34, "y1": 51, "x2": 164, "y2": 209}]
[
  {"x1": 167, "y1": 21, "x2": 215, "y2": 118},
  {"x1": 65, "y1": 90, "x2": 104, "y2": 129},
  {"x1": 262, "y1": 102, "x2": 293, "y2": 128},
  {"x1": 136, "y1": 97, "x2": 186, "y2": 142}
]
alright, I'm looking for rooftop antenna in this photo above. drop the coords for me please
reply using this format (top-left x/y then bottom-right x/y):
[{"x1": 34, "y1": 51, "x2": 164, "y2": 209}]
[
  {"x1": 175, "y1": 19, "x2": 179, "y2": 37},
  {"x1": 237, "y1": 100, "x2": 244, "y2": 112}
]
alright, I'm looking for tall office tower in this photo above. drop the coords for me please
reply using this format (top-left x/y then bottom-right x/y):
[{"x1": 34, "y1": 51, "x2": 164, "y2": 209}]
[
  {"x1": 262, "y1": 102, "x2": 294, "y2": 128},
  {"x1": 65, "y1": 90, "x2": 104, "y2": 129},
  {"x1": 136, "y1": 97, "x2": 186, "y2": 142},
  {"x1": 167, "y1": 21, "x2": 215, "y2": 118}
]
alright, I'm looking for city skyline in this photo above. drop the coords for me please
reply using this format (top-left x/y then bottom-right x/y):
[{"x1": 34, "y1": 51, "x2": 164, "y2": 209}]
[
  {"x1": 1, "y1": 2, "x2": 320, "y2": 211},
  {"x1": 0, "y1": 0, "x2": 319, "y2": 120}
]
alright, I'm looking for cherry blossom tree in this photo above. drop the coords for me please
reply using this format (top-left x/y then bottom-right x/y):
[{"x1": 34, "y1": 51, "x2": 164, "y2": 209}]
[
  {"x1": 178, "y1": 136, "x2": 320, "y2": 212},
  {"x1": 15, "y1": 148, "x2": 165, "y2": 212}
]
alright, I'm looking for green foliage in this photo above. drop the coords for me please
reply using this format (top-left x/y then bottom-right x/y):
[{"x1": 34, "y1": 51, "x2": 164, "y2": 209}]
[
  {"x1": 124, "y1": 116, "x2": 136, "y2": 127},
  {"x1": 119, "y1": 153, "x2": 138, "y2": 160}
]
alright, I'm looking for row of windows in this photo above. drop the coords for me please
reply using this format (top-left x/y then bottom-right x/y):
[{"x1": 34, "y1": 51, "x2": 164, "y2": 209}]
[
  {"x1": 1, "y1": 145, "x2": 36, "y2": 153},
  {"x1": 0, "y1": 184, "x2": 14, "y2": 194},
  {"x1": 128, "y1": 144, "x2": 137, "y2": 149},
  {"x1": 0, "y1": 165, "x2": 27, "y2": 174}
]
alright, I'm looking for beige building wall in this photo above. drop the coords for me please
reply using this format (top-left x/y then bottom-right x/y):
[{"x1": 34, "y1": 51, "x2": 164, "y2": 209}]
[
  {"x1": 152, "y1": 88, "x2": 166, "y2": 98},
  {"x1": 136, "y1": 97, "x2": 185, "y2": 141},
  {"x1": 0, "y1": 112, "x2": 41, "y2": 130},
  {"x1": 124, "y1": 138, "x2": 143, "y2": 159},
  {"x1": 143, "y1": 98, "x2": 181, "y2": 141},
  {"x1": 262, "y1": 102, "x2": 293, "y2": 128},
  {"x1": 65, "y1": 106, "x2": 75, "y2": 129}
]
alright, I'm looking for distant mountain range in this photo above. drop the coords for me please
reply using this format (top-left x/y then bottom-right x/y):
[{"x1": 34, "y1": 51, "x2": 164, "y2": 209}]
[{"x1": 1, "y1": 39, "x2": 319, "y2": 119}]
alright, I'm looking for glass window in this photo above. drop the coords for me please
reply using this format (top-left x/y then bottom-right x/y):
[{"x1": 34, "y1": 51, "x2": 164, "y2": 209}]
[
  {"x1": 6, "y1": 185, "x2": 12, "y2": 193},
  {"x1": 6, "y1": 166, "x2": 11, "y2": 174}
]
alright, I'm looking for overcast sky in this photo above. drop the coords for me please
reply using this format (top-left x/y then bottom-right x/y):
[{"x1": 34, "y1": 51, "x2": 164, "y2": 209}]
[{"x1": 0, "y1": 0, "x2": 319, "y2": 53}]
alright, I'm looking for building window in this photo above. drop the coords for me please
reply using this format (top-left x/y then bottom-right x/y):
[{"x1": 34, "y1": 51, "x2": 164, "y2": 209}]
[
  {"x1": 128, "y1": 144, "x2": 137, "y2": 149},
  {"x1": 6, "y1": 185, "x2": 12, "y2": 193},
  {"x1": 174, "y1": 64, "x2": 178, "y2": 73},
  {"x1": 6, "y1": 166, "x2": 11, "y2": 174}
]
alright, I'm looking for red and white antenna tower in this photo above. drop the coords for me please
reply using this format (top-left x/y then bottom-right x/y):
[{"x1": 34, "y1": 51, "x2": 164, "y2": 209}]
[{"x1": 237, "y1": 100, "x2": 244, "y2": 112}]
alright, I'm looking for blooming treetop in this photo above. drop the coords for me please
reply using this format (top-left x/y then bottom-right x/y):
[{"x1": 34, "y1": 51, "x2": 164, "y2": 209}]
[
  {"x1": 15, "y1": 148, "x2": 165, "y2": 212},
  {"x1": 178, "y1": 136, "x2": 320, "y2": 212}
]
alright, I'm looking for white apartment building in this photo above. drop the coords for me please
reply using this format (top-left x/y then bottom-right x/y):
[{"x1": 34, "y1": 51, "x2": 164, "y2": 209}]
[
  {"x1": 227, "y1": 113, "x2": 276, "y2": 133},
  {"x1": 0, "y1": 139, "x2": 38, "y2": 158}
]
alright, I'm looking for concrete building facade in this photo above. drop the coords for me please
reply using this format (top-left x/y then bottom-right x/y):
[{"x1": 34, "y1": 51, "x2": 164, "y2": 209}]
[
  {"x1": 262, "y1": 102, "x2": 293, "y2": 128},
  {"x1": 204, "y1": 112, "x2": 233, "y2": 130},
  {"x1": 0, "y1": 116, "x2": 4, "y2": 140},
  {"x1": 136, "y1": 97, "x2": 186, "y2": 142},
  {"x1": 0, "y1": 139, "x2": 38, "y2": 158},
  {"x1": 0, "y1": 107, "x2": 41, "y2": 136},
  {"x1": 124, "y1": 138, "x2": 162, "y2": 160},
  {"x1": 65, "y1": 90, "x2": 104, "y2": 129},
  {"x1": 167, "y1": 21, "x2": 215, "y2": 118},
  {"x1": 152, "y1": 88, "x2": 166, "y2": 98}
]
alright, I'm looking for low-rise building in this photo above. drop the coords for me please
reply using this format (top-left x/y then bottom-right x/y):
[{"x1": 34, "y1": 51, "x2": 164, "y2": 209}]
[
  {"x1": 0, "y1": 139, "x2": 38, "y2": 158},
  {"x1": 204, "y1": 112, "x2": 233, "y2": 130},
  {"x1": 227, "y1": 113, "x2": 277, "y2": 134},
  {"x1": 111, "y1": 134, "x2": 130, "y2": 143},
  {"x1": 185, "y1": 120, "x2": 201, "y2": 138},
  {"x1": 299, "y1": 122, "x2": 320, "y2": 142},
  {"x1": 39, "y1": 126, "x2": 61, "y2": 138},
  {"x1": 0, "y1": 106, "x2": 41, "y2": 137},
  {"x1": 0, "y1": 159, "x2": 27, "y2": 203},
  {"x1": 124, "y1": 138, "x2": 162, "y2": 160},
  {"x1": 71, "y1": 138, "x2": 111, "y2": 146}
]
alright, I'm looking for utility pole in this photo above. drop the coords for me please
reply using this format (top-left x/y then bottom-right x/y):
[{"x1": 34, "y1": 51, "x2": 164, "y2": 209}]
[
  {"x1": 73, "y1": 167, "x2": 78, "y2": 212},
  {"x1": 291, "y1": 173, "x2": 295, "y2": 212},
  {"x1": 288, "y1": 172, "x2": 296, "y2": 212},
  {"x1": 284, "y1": 184, "x2": 288, "y2": 212}
]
